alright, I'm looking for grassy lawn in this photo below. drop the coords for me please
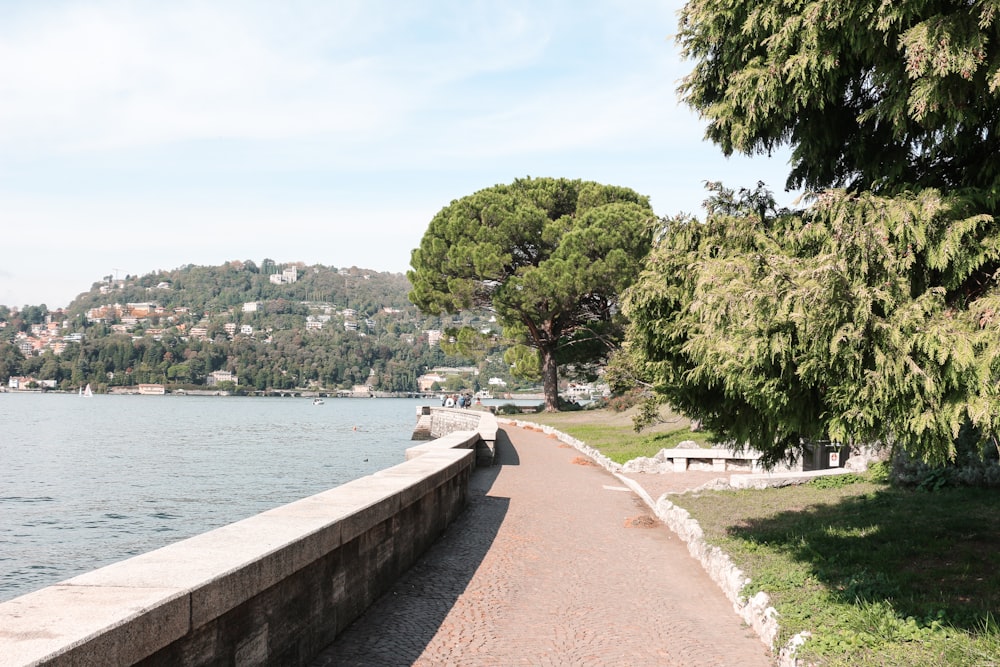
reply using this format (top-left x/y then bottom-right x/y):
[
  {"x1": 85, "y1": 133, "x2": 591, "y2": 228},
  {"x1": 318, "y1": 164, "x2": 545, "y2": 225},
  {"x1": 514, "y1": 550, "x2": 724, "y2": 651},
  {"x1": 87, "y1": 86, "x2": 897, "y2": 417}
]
[
  {"x1": 679, "y1": 477, "x2": 1000, "y2": 665},
  {"x1": 513, "y1": 405, "x2": 715, "y2": 463},
  {"x1": 512, "y1": 408, "x2": 1000, "y2": 665}
]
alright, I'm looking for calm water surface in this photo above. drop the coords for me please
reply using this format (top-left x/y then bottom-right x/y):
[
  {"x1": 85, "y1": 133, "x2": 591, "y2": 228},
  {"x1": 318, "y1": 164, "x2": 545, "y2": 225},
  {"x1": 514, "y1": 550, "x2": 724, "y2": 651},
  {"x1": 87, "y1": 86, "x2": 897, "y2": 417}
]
[{"x1": 0, "y1": 393, "x2": 426, "y2": 602}]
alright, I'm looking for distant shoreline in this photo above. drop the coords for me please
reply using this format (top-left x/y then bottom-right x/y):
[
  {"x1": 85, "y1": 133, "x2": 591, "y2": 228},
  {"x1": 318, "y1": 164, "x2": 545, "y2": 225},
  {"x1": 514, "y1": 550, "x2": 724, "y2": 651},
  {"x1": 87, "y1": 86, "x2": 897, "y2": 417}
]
[{"x1": 0, "y1": 387, "x2": 544, "y2": 401}]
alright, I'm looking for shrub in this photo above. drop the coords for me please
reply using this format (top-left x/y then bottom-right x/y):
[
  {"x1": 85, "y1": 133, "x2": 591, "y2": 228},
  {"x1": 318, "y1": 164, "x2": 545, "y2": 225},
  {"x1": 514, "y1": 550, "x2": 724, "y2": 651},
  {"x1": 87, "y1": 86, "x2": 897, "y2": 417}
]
[
  {"x1": 556, "y1": 397, "x2": 583, "y2": 411},
  {"x1": 605, "y1": 389, "x2": 643, "y2": 413},
  {"x1": 809, "y1": 473, "x2": 868, "y2": 489},
  {"x1": 867, "y1": 460, "x2": 891, "y2": 483}
]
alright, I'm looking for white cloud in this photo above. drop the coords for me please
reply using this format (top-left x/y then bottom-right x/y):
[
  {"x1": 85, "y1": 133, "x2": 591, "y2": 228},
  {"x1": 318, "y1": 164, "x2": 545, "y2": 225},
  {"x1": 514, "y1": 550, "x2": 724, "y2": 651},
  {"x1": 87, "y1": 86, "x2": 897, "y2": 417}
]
[
  {"x1": 0, "y1": 1, "x2": 799, "y2": 308},
  {"x1": 0, "y1": 3, "x2": 405, "y2": 152},
  {"x1": 0, "y1": 2, "x2": 566, "y2": 156}
]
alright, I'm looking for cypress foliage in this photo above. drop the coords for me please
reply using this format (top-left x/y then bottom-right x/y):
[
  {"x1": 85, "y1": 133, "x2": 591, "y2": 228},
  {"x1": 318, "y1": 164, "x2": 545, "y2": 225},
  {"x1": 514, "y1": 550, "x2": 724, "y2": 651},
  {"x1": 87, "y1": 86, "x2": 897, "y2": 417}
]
[
  {"x1": 625, "y1": 1, "x2": 1000, "y2": 465},
  {"x1": 678, "y1": 0, "x2": 1000, "y2": 197},
  {"x1": 625, "y1": 185, "x2": 1000, "y2": 466}
]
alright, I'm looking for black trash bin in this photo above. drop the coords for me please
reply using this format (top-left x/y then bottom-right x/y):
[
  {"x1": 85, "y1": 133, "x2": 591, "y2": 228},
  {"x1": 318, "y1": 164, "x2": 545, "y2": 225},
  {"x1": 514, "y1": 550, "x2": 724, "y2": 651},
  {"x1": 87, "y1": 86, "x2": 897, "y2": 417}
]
[{"x1": 802, "y1": 440, "x2": 849, "y2": 470}]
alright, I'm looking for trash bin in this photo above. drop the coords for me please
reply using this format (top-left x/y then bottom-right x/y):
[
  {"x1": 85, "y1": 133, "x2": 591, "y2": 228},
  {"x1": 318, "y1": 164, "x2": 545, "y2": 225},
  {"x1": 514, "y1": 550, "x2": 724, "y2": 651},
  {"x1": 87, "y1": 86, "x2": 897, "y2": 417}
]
[{"x1": 802, "y1": 440, "x2": 848, "y2": 470}]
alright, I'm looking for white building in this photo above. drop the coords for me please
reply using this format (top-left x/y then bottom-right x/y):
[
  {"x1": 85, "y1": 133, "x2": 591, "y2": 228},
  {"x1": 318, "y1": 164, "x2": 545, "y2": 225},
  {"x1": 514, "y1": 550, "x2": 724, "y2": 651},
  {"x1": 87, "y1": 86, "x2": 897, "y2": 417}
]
[
  {"x1": 269, "y1": 266, "x2": 299, "y2": 284},
  {"x1": 417, "y1": 373, "x2": 448, "y2": 392},
  {"x1": 206, "y1": 370, "x2": 238, "y2": 386}
]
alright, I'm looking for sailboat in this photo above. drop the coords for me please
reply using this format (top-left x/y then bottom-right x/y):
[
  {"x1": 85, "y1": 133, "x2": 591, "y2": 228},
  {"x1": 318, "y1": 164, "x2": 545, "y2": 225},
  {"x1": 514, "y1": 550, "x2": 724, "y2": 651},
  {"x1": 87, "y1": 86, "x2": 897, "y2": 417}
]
[{"x1": 81, "y1": 383, "x2": 93, "y2": 398}]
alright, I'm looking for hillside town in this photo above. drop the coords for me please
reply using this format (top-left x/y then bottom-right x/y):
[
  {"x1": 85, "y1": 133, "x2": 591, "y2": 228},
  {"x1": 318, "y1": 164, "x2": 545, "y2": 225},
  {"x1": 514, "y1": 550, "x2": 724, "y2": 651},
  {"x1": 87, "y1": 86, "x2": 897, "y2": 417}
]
[{"x1": 0, "y1": 262, "x2": 607, "y2": 400}]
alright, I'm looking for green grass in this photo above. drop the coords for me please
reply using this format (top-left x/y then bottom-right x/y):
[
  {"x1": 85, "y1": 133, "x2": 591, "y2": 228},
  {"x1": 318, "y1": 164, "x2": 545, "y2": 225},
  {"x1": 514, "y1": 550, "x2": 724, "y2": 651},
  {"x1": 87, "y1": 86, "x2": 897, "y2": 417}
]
[
  {"x1": 677, "y1": 479, "x2": 1000, "y2": 665},
  {"x1": 512, "y1": 408, "x2": 1000, "y2": 664},
  {"x1": 515, "y1": 411, "x2": 715, "y2": 463}
]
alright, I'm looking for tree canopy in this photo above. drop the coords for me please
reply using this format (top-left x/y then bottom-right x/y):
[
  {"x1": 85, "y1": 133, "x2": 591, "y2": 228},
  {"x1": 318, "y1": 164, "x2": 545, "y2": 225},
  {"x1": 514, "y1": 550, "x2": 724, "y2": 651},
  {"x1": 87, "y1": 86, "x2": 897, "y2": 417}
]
[
  {"x1": 618, "y1": 1, "x2": 1000, "y2": 466},
  {"x1": 678, "y1": 0, "x2": 1000, "y2": 196},
  {"x1": 409, "y1": 177, "x2": 656, "y2": 411},
  {"x1": 623, "y1": 184, "x2": 1000, "y2": 466}
]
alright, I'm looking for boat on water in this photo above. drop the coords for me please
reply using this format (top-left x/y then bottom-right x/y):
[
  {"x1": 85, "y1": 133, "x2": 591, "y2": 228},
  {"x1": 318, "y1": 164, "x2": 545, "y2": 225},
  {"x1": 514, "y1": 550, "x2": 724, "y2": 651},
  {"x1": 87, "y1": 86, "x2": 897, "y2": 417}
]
[
  {"x1": 80, "y1": 383, "x2": 94, "y2": 398},
  {"x1": 312, "y1": 398, "x2": 324, "y2": 405}
]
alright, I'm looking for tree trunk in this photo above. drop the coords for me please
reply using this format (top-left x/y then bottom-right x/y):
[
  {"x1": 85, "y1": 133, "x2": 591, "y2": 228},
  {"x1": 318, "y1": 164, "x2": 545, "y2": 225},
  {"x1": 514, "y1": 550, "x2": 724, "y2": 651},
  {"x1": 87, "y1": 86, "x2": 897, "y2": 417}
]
[{"x1": 541, "y1": 345, "x2": 559, "y2": 412}]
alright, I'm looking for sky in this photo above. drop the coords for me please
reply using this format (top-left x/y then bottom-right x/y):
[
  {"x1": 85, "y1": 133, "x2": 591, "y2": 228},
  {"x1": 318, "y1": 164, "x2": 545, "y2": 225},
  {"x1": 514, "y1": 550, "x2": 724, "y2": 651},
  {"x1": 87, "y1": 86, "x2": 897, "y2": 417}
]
[{"x1": 0, "y1": 0, "x2": 796, "y2": 309}]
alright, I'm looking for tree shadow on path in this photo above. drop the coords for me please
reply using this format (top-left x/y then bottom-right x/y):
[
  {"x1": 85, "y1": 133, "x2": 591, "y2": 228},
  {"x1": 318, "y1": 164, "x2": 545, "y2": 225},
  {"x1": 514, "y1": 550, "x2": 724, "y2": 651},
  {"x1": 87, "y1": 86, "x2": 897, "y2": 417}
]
[{"x1": 312, "y1": 429, "x2": 518, "y2": 666}]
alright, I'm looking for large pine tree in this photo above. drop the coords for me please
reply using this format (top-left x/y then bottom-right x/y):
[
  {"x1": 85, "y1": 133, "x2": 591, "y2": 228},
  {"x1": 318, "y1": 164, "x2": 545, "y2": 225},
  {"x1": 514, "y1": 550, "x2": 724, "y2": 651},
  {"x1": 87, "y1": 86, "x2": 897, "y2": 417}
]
[{"x1": 409, "y1": 177, "x2": 655, "y2": 411}]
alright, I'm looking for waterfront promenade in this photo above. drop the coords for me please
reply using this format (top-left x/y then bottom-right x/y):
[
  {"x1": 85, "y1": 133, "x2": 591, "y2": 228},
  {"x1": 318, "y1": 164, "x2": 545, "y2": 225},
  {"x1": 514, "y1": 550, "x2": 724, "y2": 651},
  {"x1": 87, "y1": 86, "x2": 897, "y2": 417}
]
[{"x1": 313, "y1": 424, "x2": 773, "y2": 666}]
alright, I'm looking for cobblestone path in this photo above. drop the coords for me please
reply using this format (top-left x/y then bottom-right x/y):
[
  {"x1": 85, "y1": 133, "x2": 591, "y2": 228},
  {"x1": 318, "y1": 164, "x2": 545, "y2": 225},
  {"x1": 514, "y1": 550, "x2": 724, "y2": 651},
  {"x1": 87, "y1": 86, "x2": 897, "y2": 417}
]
[{"x1": 312, "y1": 425, "x2": 773, "y2": 666}]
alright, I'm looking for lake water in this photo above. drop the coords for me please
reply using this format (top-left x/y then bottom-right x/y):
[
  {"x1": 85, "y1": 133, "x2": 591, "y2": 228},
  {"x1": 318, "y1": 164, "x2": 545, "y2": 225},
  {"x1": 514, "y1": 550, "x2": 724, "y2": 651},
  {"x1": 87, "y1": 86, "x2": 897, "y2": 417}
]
[{"x1": 0, "y1": 393, "x2": 430, "y2": 603}]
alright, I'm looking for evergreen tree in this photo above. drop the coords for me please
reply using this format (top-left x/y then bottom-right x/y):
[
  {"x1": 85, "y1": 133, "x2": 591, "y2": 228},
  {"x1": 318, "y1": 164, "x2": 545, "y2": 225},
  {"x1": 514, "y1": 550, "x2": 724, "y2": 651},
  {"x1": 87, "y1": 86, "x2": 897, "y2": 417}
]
[
  {"x1": 621, "y1": 1, "x2": 1000, "y2": 465},
  {"x1": 409, "y1": 177, "x2": 655, "y2": 411},
  {"x1": 624, "y1": 184, "x2": 1000, "y2": 466},
  {"x1": 678, "y1": 0, "x2": 1000, "y2": 195}
]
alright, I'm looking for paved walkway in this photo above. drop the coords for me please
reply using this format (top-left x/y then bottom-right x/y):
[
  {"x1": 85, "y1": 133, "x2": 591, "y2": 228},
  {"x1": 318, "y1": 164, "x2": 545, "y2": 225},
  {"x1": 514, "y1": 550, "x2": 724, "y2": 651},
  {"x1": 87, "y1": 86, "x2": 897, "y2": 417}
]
[{"x1": 312, "y1": 425, "x2": 773, "y2": 666}]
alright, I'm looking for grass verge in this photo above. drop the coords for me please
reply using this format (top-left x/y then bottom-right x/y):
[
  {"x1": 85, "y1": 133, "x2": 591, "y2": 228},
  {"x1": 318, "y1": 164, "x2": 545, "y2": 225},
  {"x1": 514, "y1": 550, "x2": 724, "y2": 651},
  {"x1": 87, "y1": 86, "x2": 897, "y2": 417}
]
[
  {"x1": 514, "y1": 407, "x2": 715, "y2": 463},
  {"x1": 677, "y1": 477, "x2": 1000, "y2": 665},
  {"x1": 510, "y1": 409, "x2": 1000, "y2": 665}
]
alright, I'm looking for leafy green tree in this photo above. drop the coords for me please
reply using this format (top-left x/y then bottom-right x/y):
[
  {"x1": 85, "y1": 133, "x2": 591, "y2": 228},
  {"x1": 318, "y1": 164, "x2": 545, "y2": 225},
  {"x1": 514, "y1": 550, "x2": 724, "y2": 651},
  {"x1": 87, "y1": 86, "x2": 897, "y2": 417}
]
[
  {"x1": 38, "y1": 354, "x2": 61, "y2": 382},
  {"x1": 167, "y1": 364, "x2": 192, "y2": 383},
  {"x1": 0, "y1": 340, "x2": 23, "y2": 380},
  {"x1": 677, "y1": 0, "x2": 1000, "y2": 195},
  {"x1": 439, "y1": 326, "x2": 494, "y2": 362},
  {"x1": 19, "y1": 305, "x2": 48, "y2": 327},
  {"x1": 624, "y1": 183, "x2": 1000, "y2": 466},
  {"x1": 409, "y1": 177, "x2": 656, "y2": 411},
  {"x1": 442, "y1": 375, "x2": 469, "y2": 392}
]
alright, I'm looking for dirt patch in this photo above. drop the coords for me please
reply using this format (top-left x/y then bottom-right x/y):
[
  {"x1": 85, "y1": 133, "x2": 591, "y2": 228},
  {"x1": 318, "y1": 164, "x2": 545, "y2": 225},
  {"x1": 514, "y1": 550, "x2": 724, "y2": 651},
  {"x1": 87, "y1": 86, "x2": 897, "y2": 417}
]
[
  {"x1": 557, "y1": 443, "x2": 573, "y2": 449},
  {"x1": 624, "y1": 514, "x2": 658, "y2": 529},
  {"x1": 571, "y1": 456, "x2": 597, "y2": 466}
]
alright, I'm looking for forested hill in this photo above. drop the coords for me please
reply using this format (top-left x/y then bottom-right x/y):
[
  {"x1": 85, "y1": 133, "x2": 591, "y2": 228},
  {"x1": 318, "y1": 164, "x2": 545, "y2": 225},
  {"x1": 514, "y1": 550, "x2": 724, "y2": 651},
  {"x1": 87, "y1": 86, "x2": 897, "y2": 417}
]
[
  {"x1": 1, "y1": 261, "x2": 503, "y2": 394},
  {"x1": 66, "y1": 260, "x2": 415, "y2": 317}
]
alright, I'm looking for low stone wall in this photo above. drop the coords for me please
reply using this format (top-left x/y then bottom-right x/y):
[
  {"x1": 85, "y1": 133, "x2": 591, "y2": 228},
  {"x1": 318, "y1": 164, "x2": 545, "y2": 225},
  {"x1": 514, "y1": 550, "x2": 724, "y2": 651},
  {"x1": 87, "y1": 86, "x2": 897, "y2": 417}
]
[
  {"x1": 0, "y1": 433, "x2": 479, "y2": 667},
  {"x1": 426, "y1": 407, "x2": 497, "y2": 443},
  {"x1": 413, "y1": 407, "x2": 499, "y2": 465}
]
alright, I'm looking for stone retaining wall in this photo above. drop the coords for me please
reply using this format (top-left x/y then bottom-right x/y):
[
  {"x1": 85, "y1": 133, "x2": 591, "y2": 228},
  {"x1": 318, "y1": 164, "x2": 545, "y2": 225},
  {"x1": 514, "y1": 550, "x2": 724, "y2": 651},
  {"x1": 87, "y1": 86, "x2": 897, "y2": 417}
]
[{"x1": 0, "y1": 433, "x2": 479, "y2": 667}]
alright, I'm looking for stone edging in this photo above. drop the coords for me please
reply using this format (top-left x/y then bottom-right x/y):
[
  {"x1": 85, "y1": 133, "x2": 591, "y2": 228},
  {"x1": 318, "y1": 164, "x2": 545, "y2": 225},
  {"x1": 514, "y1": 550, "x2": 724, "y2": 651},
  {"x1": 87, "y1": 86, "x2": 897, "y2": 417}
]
[{"x1": 499, "y1": 418, "x2": 805, "y2": 666}]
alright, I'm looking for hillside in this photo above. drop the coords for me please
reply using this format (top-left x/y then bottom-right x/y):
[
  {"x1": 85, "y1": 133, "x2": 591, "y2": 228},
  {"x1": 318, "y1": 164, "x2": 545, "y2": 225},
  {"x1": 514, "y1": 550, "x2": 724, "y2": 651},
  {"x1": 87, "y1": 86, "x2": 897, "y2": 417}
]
[{"x1": 0, "y1": 261, "x2": 513, "y2": 394}]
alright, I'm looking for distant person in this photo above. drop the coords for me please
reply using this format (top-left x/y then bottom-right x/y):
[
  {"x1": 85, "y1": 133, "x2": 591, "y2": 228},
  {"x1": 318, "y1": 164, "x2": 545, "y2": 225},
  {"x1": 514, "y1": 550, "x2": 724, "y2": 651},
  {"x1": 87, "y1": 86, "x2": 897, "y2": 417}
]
[
  {"x1": 457, "y1": 394, "x2": 466, "y2": 408},
  {"x1": 445, "y1": 395, "x2": 455, "y2": 408}
]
